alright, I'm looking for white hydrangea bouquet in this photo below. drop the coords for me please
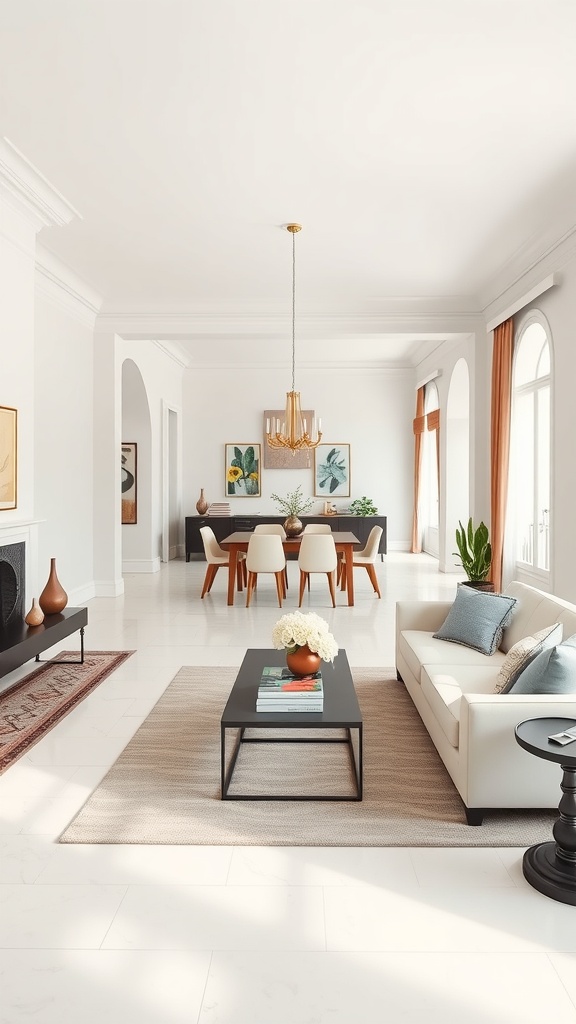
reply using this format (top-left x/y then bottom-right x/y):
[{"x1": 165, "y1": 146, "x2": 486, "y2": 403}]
[{"x1": 272, "y1": 611, "x2": 338, "y2": 663}]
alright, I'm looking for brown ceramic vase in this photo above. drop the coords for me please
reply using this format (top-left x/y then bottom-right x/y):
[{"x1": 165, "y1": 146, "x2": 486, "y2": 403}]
[
  {"x1": 24, "y1": 598, "x2": 45, "y2": 626},
  {"x1": 196, "y1": 488, "x2": 209, "y2": 515},
  {"x1": 283, "y1": 515, "x2": 303, "y2": 538},
  {"x1": 39, "y1": 558, "x2": 68, "y2": 615},
  {"x1": 286, "y1": 644, "x2": 322, "y2": 677}
]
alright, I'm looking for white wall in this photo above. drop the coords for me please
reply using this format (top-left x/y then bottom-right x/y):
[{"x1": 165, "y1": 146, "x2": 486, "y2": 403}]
[
  {"x1": 34, "y1": 293, "x2": 95, "y2": 602},
  {"x1": 183, "y1": 365, "x2": 415, "y2": 548}
]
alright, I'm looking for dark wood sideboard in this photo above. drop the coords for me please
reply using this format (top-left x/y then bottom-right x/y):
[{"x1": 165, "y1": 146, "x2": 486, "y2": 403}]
[{"x1": 185, "y1": 515, "x2": 387, "y2": 561}]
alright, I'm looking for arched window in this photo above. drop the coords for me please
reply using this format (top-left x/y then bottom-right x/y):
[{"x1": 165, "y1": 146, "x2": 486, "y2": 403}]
[
  {"x1": 422, "y1": 382, "x2": 439, "y2": 555},
  {"x1": 511, "y1": 320, "x2": 551, "y2": 577}
]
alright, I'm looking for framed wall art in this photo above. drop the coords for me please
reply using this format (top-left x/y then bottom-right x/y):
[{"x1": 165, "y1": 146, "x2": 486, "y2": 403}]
[
  {"x1": 0, "y1": 406, "x2": 17, "y2": 511},
  {"x1": 121, "y1": 442, "x2": 137, "y2": 524},
  {"x1": 225, "y1": 443, "x2": 261, "y2": 496},
  {"x1": 263, "y1": 409, "x2": 314, "y2": 469},
  {"x1": 314, "y1": 443, "x2": 351, "y2": 497}
]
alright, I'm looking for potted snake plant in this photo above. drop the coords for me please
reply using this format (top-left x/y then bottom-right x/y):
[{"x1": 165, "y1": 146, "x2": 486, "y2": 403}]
[{"x1": 453, "y1": 518, "x2": 494, "y2": 591}]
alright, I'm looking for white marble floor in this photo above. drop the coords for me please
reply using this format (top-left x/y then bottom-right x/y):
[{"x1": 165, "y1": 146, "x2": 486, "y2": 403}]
[{"x1": 1, "y1": 553, "x2": 576, "y2": 1023}]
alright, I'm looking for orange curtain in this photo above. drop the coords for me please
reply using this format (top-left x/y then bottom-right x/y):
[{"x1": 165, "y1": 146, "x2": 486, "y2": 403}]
[
  {"x1": 411, "y1": 387, "x2": 426, "y2": 553},
  {"x1": 427, "y1": 408, "x2": 440, "y2": 484},
  {"x1": 490, "y1": 318, "x2": 514, "y2": 591}
]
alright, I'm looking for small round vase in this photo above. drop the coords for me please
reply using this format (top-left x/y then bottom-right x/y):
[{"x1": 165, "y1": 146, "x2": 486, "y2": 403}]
[
  {"x1": 284, "y1": 515, "x2": 303, "y2": 538},
  {"x1": 39, "y1": 558, "x2": 68, "y2": 616},
  {"x1": 286, "y1": 644, "x2": 322, "y2": 677},
  {"x1": 25, "y1": 598, "x2": 44, "y2": 626},
  {"x1": 196, "y1": 488, "x2": 209, "y2": 515}
]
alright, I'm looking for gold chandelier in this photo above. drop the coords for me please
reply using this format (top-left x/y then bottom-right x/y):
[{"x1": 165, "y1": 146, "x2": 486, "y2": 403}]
[{"x1": 266, "y1": 223, "x2": 322, "y2": 453}]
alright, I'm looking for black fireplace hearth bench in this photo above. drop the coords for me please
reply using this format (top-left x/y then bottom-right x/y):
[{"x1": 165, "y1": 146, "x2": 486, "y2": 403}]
[{"x1": 0, "y1": 606, "x2": 88, "y2": 679}]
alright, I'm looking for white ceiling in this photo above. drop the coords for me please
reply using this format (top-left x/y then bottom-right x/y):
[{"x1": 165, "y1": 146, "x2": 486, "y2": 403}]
[{"x1": 2, "y1": 0, "x2": 576, "y2": 365}]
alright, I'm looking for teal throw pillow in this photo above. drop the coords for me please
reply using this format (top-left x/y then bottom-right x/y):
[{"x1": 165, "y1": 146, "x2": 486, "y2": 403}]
[
  {"x1": 506, "y1": 633, "x2": 576, "y2": 694},
  {"x1": 433, "y1": 585, "x2": 517, "y2": 656}
]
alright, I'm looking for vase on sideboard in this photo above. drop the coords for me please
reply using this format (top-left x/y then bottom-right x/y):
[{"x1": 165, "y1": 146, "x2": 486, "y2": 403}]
[
  {"x1": 24, "y1": 598, "x2": 44, "y2": 626},
  {"x1": 283, "y1": 515, "x2": 303, "y2": 538},
  {"x1": 38, "y1": 558, "x2": 68, "y2": 616},
  {"x1": 196, "y1": 488, "x2": 209, "y2": 515}
]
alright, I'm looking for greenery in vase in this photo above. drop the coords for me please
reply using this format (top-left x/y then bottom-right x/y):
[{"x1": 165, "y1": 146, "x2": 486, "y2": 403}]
[
  {"x1": 270, "y1": 485, "x2": 313, "y2": 517},
  {"x1": 348, "y1": 496, "x2": 379, "y2": 516},
  {"x1": 272, "y1": 611, "x2": 338, "y2": 662},
  {"x1": 453, "y1": 518, "x2": 492, "y2": 581}
]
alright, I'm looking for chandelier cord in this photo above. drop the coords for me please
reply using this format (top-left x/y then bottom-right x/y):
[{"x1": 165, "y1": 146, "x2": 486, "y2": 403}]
[{"x1": 291, "y1": 228, "x2": 296, "y2": 393}]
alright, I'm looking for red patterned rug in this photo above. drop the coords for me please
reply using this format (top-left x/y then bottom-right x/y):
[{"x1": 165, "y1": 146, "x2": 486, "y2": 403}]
[{"x1": 0, "y1": 651, "x2": 133, "y2": 772}]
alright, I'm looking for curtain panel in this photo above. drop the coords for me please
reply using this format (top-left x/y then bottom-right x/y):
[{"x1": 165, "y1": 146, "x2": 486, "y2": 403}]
[{"x1": 490, "y1": 318, "x2": 514, "y2": 592}]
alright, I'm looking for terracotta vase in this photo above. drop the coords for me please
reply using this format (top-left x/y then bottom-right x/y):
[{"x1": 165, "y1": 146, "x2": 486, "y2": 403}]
[
  {"x1": 283, "y1": 515, "x2": 303, "y2": 538},
  {"x1": 196, "y1": 488, "x2": 209, "y2": 515},
  {"x1": 24, "y1": 598, "x2": 44, "y2": 626},
  {"x1": 39, "y1": 558, "x2": 68, "y2": 615},
  {"x1": 286, "y1": 644, "x2": 322, "y2": 677}
]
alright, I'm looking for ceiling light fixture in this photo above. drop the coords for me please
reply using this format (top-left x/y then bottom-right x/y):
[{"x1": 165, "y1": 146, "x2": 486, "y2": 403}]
[{"x1": 266, "y1": 223, "x2": 322, "y2": 453}]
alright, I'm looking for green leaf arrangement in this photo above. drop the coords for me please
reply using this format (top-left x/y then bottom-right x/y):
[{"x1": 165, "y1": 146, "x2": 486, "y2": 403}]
[
  {"x1": 270, "y1": 484, "x2": 314, "y2": 516},
  {"x1": 348, "y1": 496, "x2": 379, "y2": 516},
  {"x1": 453, "y1": 518, "x2": 492, "y2": 581}
]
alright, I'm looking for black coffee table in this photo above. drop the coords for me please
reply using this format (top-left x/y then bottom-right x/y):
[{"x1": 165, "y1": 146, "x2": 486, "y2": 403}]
[
  {"x1": 220, "y1": 648, "x2": 363, "y2": 801},
  {"x1": 515, "y1": 717, "x2": 576, "y2": 905}
]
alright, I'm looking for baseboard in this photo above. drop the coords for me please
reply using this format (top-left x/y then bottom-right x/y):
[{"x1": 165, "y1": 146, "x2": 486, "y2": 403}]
[
  {"x1": 387, "y1": 541, "x2": 411, "y2": 552},
  {"x1": 67, "y1": 581, "x2": 97, "y2": 605},
  {"x1": 93, "y1": 578, "x2": 125, "y2": 597},
  {"x1": 122, "y1": 558, "x2": 161, "y2": 574}
]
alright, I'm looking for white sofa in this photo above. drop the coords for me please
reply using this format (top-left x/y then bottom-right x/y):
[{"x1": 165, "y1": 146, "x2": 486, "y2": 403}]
[{"x1": 395, "y1": 581, "x2": 576, "y2": 824}]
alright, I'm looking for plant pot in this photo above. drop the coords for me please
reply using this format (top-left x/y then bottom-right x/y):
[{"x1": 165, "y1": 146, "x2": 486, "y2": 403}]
[
  {"x1": 460, "y1": 580, "x2": 495, "y2": 593},
  {"x1": 283, "y1": 515, "x2": 303, "y2": 538},
  {"x1": 286, "y1": 644, "x2": 322, "y2": 677}
]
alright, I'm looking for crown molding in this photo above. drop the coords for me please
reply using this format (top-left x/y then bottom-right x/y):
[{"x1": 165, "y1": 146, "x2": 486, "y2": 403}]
[
  {"x1": 0, "y1": 137, "x2": 81, "y2": 230},
  {"x1": 95, "y1": 303, "x2": 484, "y2": 341},
  {"x1": 151, "y1": 340, "x2": 190, "y2": 368},
  {"x1": 35, "y1": 245, "x2": 102, "y2": 328}
]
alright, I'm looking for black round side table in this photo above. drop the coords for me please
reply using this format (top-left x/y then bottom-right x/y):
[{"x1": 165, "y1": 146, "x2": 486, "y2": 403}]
[{"x1": 515, "y1": 717, "x2": 576, "y2": 905}]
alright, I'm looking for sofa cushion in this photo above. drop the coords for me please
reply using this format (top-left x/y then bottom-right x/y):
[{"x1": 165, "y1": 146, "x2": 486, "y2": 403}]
[
  {"x1": 496, "y1": 623, "x2": 563, "y2": 693},
  {"x1": 501, "y1": 582, "x2": 576, "y2": 654},
  {"x1": 421, "y1": 665, "x2": 501, "y2": 749},
  {"x1": 432, "y1": 586, "x2": 517, "y2": 656},
  {"x1": 398, "y1": 630, "x2": 507, "y2": 684},
  {"x1": 506, "y1": 633, "x2": 576, "y2": 694}
]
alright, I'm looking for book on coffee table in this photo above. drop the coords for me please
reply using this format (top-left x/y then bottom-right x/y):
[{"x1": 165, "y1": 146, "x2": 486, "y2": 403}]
[{"x1": 258, "y1": 665, "x2": 323, "y2": 695}]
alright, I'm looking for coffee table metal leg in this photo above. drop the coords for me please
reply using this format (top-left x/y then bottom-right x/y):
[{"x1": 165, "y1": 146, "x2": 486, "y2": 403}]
[
  {"x1": 345, "y1": 726, "x2": 363, "y2": 800},
  {"x1": 221, "y1": 726, "x2": 246, "y2": 799}
]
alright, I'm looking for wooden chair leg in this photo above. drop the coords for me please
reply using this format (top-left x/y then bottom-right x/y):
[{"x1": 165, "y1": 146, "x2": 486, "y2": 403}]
[
  {"x1": 298, "y1": 570, "x2": 308, "y2": 607},
  {"x1": 284, "y1": 566, "x2": 289, "y2": 591},
  {"x1": 242, "y1": 560, "x2": 247, "y2": 585},
  {"x1": 274, "y1": 571, "x2": 284, "y2": 607},
  {"x1": 327, "y1": 571, "x2": 336, "y2": 607},
  {"x1": 246, "y1": 571, "x2": 257, "y2": 607},
  {"x1": 201, "y1": 563, "x2": 218, "y2": 598},
  {"x1": 366, "y1": 563, "x2": 381, "y2": 598}
]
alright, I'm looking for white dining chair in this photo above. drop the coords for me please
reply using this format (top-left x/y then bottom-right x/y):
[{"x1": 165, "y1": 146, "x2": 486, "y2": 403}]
[
  {"x1": 298, "y1": 534, "x2": 338, "y2": 607},
  {"x1": 254, "y1": 522, "x2": 288, "y2": 587},
  {"x1": 199, "y1": 526, "x2": 246, "y2": 598},
  {"x1": 339, "y1": 525, "x2": 383, "y2": 598},
  {"x1": 245, "y1": 533, "x2": 287, "y2": 608},
  {"x1": 302, "y1": 523, "x2": 332, "y2": 534}
]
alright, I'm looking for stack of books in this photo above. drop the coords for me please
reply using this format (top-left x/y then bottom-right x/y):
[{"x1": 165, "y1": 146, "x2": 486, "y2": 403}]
[
  {"x1": 207, "y1": 502, "x2": 232, "y2": 516},
  {"x1": 256, "y1": 665, "x2": 324, "y2": 712}
]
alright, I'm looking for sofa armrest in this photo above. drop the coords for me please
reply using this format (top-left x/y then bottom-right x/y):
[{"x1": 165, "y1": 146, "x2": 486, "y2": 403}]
[{"x1": 396, "y1": 600, "x2": 453, "y2": 634}]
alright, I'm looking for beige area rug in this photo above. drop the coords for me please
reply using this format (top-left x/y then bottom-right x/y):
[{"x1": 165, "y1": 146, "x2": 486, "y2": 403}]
[{"x1": 59, "y1": 665, "x2": 556, "y2": 847}]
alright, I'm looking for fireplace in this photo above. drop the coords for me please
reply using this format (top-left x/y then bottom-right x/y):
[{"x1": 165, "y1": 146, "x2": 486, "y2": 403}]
[{"x1": 0, "y1": 542, "x2": 25, "y2": 635}]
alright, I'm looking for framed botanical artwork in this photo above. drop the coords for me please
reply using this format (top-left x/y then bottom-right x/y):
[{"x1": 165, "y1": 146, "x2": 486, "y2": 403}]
[
  {"x1": 263, "y1": 409, "x2": 314, "y2": 469},
  {"x1": 314, "y1": 443, "x2": 351, "y2": 497},
  {"x1": 0, "y1": 406, "x2": 17, "y2": 510},
  {"x1": 121, "y1": 442, "x2": 137, "y2": 524},
  {"x1": 225, "y1": 443, "x2": 261, "y2": 496}
]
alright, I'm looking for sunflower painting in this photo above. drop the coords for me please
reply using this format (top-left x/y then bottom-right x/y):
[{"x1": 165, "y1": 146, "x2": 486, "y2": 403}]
[{"x1": 225, "y1": 444, "x2": 261, "y2": 497}]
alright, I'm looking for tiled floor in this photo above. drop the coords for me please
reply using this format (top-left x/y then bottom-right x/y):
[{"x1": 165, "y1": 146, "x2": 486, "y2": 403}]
[{"x1": 1, "y1": 553, "x2": 575, "y2": 1023}]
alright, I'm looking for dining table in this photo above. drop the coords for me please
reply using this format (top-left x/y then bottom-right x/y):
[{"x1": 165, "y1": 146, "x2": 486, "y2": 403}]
[{"x1": 219, "y1": 531, "x2": 361, "y2": 606}]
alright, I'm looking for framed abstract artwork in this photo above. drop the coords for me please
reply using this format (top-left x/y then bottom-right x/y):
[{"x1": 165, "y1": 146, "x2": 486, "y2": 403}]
[
  {"x1": 263, "y1": 409, "x2": 314, "y2": 469},
  {"x1": 0, "y1": 406, "x2": 17, "y2": 510},
  {"x1": 121, "y1": 442, "x2": 137, "y2": 524},
  {"x1": 225, "y1": 443, "x2": 261, "y2": 496},
  {"x1": 314, "y1": 443, "x2": 351, "y2": 497}
]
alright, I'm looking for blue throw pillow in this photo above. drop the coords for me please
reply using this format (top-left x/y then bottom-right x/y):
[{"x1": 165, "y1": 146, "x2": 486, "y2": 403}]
[
  {"x1": 433, "y1": 585, "x2": 517, "y2": 656},
  {"x1": 507, "y1": 633, "x2": 576, "y2": 694}
]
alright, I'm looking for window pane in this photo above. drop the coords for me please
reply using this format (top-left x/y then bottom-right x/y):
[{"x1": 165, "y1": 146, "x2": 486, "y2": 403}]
[
  {"x1": 514, "y1": 391, "x2": 534, "y2": 563},
  {"x1": 537, "y1": 343, "x2": 550, "y2": 379},
  {"x1": 514, "y1": 323, "x2": 548, "y2": 386},
  {"x1": 537, "y1": 385, "x2": 550, "y2": 570}
]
